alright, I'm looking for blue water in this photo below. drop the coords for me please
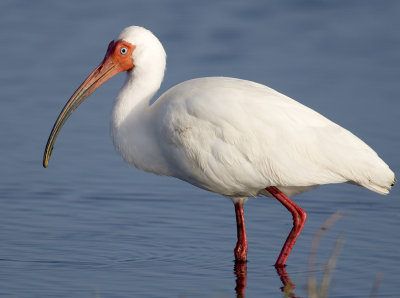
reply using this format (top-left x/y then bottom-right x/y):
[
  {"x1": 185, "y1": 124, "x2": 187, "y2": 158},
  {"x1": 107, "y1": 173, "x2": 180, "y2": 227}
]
[{"x1": 1, "y1": 1, "x2": 399, "y2": 297}]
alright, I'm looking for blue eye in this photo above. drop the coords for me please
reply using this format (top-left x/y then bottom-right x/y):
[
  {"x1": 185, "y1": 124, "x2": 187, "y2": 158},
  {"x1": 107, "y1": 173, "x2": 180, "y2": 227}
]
[{"x1": 120, "y1": 47, "x2": 128, "y2": 55}]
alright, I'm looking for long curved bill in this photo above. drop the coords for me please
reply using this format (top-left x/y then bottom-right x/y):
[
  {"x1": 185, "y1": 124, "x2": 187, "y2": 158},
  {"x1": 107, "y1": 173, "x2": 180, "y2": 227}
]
[{"x1": 43, "y1": 40, "x2": 128, "y2": 168}]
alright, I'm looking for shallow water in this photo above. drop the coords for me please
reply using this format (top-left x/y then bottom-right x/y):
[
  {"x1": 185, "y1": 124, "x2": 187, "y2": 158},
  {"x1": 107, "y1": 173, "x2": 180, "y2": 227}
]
[{"x1": 1, "y1": 0, "x2": 399, "y2": 297}]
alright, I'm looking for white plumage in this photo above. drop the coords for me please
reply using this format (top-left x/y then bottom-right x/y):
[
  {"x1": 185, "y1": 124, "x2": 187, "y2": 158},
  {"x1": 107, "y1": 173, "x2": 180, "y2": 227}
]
[{"x1": 44, "y1": 26, "x2": 396, "y2": 266}]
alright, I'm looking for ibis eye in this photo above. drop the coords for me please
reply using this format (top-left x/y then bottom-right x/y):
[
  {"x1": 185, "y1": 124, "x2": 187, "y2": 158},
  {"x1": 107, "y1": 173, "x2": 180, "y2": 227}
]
[{"x1": 120, "y1": 47, "x2": 128, "y2": 55}]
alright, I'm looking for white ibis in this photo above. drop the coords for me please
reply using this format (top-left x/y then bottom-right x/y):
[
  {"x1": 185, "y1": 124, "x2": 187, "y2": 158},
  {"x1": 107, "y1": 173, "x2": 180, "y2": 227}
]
[{"x1": 43, "y1": 26, "x2": 396, "y2": 267}]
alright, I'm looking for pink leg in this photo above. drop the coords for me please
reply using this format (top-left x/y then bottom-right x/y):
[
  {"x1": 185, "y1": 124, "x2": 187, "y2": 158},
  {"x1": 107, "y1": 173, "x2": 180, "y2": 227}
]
[
  {"x1": 266, "y1": 186, "x2": 307, "y2": 267},
  {"x1": 234, "y1": 202, "x2": 248, "y2": 262}
]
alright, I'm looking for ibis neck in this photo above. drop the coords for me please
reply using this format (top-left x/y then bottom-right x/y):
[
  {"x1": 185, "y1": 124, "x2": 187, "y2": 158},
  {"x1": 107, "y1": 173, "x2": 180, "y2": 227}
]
[
  {"x1": 113, "y1": 66, "x2": 163, "y2": 124},
  {"x1": 110, "y1": 65, "x2": 168, "y2": 174}
]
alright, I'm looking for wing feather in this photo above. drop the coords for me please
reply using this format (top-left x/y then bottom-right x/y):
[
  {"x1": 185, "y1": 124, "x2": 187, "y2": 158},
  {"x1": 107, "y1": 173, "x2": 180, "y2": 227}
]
[{"x1": 153, "y1": 77, "x2": 394, "y2": 196}]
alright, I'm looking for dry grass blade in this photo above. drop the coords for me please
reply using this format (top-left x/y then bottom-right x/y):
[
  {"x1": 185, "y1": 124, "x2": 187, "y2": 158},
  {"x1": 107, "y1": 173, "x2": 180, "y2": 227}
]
[
  {"x1": 319, "y1": 235, "x2": 344, "y2": 297},
  {"x1": 369, "y1": 273, "x2": 383, "y2": 298},
  {"x1": 308, "y1": 211, "x2": 345, "y2": 298}
]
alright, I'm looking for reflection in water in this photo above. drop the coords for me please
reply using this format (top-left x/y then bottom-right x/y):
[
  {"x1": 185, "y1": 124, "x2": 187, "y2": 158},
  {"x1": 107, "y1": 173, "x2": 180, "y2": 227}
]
[
  {"x1": 233, "y1": 262, "x2": 301, "y2": 298},
  {"x1": 233, "y1": 261, "x2": 247, "y2": 297},
  {"x1": 276, "y1": 266, "x2": 301, "y2": 298}
]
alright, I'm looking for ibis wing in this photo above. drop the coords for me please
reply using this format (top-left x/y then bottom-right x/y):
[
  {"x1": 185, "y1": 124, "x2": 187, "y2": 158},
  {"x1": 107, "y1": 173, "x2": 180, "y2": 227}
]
[{"x1": 156, "y1": 77, "x2": 394, "y2": 196}]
